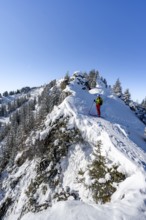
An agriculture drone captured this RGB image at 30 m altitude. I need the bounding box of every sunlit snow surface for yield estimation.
[1,75,146,220]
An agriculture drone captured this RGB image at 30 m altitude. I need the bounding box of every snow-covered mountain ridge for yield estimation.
[0,72,146,220]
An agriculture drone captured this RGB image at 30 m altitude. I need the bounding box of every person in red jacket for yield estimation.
[94,95,103,117]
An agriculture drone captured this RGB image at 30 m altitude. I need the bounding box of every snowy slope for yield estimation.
[1,73,146,220]
[0,87,43,125]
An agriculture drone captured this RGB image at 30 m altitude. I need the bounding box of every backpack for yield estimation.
[99,97,103,105]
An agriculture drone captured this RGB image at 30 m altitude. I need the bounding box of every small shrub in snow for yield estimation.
[78,169,84,176]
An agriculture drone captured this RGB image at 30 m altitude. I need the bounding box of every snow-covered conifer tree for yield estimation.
[3,91,9,97]
[88,69,99,88]
[122,89,131,104]
[103,78,108,87]
[141,97,146,109]
[113,78,122,98]
[0,104,7,117]
[60,73,70,90]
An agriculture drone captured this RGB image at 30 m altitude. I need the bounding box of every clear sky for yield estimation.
[0,0,146,102]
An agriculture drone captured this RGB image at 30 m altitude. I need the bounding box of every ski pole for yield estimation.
[89,100,95,114]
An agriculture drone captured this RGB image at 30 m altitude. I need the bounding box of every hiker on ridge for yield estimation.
[94,95,103,117]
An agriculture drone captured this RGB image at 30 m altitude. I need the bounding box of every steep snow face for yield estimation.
[1,74,146,220]
[67,76,145,150]
[45,75,146,219]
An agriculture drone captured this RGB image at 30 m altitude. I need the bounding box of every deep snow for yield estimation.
[1,73,146,220]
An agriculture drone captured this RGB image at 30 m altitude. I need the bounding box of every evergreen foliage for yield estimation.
[141,97,146,109]
[60,73,70,90]
[113,78,122,98]
[0,70,145,219]
[88,69,99,88]
[3,91,9,97]
[102,78,108,87]
[78,141,126,204]
[22,116,83,212]
[122,89,131,104]
[0,79,71,170]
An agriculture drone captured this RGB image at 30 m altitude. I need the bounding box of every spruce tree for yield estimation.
[113,78,122,98]
[88,69,98,88]
[122,89,131,104]
[3,91,9,97]
[141,97,146,109]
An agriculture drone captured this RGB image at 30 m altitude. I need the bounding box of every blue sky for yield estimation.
[0,0,146,102]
